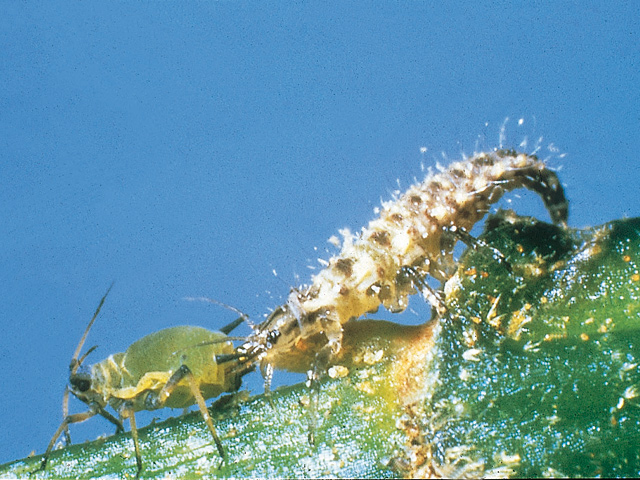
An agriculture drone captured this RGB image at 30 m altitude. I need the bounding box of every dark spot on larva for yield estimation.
[497,148,519,158]
[450,168,466,179]
[407,226,422,239]
[305,286,320,301]
[377,284,392,302]
[475,154,494,166]
[389,213,404,223]
[394,269,414,290]
[428,181,442,193]
[409,195,422,205]
[377,266,386,278]
[279,317,302,337]
[455,207,475,223]
[422,208,437,222]
[304,310,321,326]
[370,230,391,247]
[339,285,350,296]
[334,258,354,277]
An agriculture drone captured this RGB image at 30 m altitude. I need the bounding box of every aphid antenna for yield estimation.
[172,336,249,358]
[69,283,114,375]
[182,296,255,331]
[76,345,99,368]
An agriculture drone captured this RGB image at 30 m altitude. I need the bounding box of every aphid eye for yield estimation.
[70,371,92,392]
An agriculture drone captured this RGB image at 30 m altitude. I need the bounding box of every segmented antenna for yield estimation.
[183,296,255,331]
[69,283,114,375]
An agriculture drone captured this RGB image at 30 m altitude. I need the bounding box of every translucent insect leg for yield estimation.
[38,410,95,472]
[259,360,277,411]
[184,368,226,464]
[148,365,226,464]
[321,313,344,356]
[119,401,143,478]
[305,368,318,446]
[67,388,125,434]
[444,225,512,272]
[304,319,344,446]
[61,386,71,446]
[419,282,447,316]
[403,266,447,316]
[35,393,122,474]
[36,409,98,473]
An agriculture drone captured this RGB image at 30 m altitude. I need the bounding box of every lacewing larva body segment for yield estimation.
[36,287,253,477]
[238,149,569,375]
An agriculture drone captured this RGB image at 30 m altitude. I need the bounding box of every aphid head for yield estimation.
[69,366,93,393]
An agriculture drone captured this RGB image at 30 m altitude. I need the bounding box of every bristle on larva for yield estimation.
[237,149,568,375]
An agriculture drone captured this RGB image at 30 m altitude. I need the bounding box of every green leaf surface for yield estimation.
[2,211,639,478]
[418,211,640,478]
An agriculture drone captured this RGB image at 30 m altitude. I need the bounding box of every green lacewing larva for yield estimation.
[231,149,569,386]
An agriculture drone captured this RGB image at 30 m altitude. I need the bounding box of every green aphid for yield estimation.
[34,285,252,478]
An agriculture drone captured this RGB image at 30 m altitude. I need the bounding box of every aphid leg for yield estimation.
[36,412,96,473]
[119,402,143,478]
[149,365,226,465]
[67,389,124,434]
[97,407,125,433]
[61,387,71,446]
[444,225,512,273]
[35,399,119,474]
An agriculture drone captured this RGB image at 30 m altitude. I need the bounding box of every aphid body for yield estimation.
[236,150,569,379]
[80,326,240,414]
[37,287,251,476]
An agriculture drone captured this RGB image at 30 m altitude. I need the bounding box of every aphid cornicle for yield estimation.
[35,286,253,477]
[234,149,569,385]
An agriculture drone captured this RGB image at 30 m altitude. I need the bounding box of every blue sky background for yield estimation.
[1,1,638,465]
